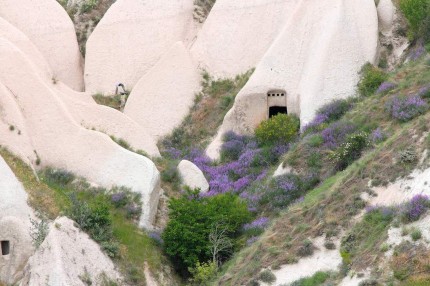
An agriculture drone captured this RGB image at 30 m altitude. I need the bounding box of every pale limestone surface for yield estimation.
[124,41,201,140]
[0,17,52,81]
[0,38,160,229]
[85,0,195,94]
[57,83,161,157]
[207,0,378,159]
[262,236,342,286]
[190,0,299,78]
[20,217,122,285]
[0,156,33,285]
[377,0,396,32]
[178,160,209,193]
[0,0,83,91]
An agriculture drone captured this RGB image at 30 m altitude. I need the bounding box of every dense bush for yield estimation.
[255,114,300,146]
[358,63,387,97]
[163,188,251,275]
[188,261,217,286]
[330,131,369,170]
[399,0,430,42]
[67,194,119,257]
[259,269,276,284]
[385,95,428,122]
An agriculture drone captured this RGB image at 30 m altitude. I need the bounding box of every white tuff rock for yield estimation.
[178,160,209,193]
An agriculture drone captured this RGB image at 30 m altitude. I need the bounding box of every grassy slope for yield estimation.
[213,56,430,285]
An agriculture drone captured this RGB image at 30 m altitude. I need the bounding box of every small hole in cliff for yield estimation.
[1,241,10,255]
[269,106,288,118]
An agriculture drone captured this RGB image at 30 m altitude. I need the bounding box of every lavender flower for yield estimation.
[417,84,430,99]
[376,82,397,94]
[321,122,357,149]
[386,94,428,122]
[149,232,164,245]
[246,236,259,246]
[371,128,386,144]
[402,194,430,222]
[409,43,426,61]
[243,217,270,231]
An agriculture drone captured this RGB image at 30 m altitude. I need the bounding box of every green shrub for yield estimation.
[44,168,75,186]
[330,131,369,170]
[297,239,314,257]
[162,188,251,275]
[399,0,430,41]
[161,163,180,184]
[358,63,387,97]
[259,269,276,284]
[307,134,324,148]
[255,114,300,146]
[29,215,49,249]
[411,228,422,241]
[290,271,331,286]
[80,0,99,13]
[188,261,217,285]
[398,148,418,164]
[67,194,118,257]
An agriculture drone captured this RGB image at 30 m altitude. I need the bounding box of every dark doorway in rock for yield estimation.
[1,241,10,255]
[269,106,288,118]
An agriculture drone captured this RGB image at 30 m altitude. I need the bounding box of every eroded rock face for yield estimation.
[207,0,378,159]
[84,0,195,94]
[178,160,209,193]
[0,0,84,91]
[0,156,33,285]
[0,38,160,228]
[20,217,122,285]
[124,41,201,140]
[191,0,299,78]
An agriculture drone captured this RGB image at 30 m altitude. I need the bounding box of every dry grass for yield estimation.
[0,148,64,218]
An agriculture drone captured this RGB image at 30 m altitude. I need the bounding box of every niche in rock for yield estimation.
[1,241,10,255]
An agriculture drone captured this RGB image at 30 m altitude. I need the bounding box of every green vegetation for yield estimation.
[81,0,99,13]
[358,63,387,97]
[399,0,430,42]
[188,261,218,286]
[290,271,331,286]
[163,188,251,275]
[92,93,127,111]
[255,114,300,146]
[161,70,253,152]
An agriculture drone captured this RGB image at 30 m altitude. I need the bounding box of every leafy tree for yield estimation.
[162,188,251,275]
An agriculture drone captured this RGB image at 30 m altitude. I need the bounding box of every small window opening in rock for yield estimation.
[1,241,10,255]
[269,106,288,118]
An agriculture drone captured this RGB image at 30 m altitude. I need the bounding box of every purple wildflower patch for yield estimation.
[402,194,430,222]
[321,122,357,149]
[385,94,428,122]
[371,128,386,144]
[243,217,270,231]
[376,82,397,94]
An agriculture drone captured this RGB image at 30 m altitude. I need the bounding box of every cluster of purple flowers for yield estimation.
[321,122,357,149]
[371,128,386,144]
[148,232,164,245]
[246,236,259,246]
[376,82,397,94]
[243,217,270,231]
[385,94,428,122]
[303,99,353,133]
[402,194,430,222]
[111,192,126,206]
[417,84,430,99]
[409,43,426,61]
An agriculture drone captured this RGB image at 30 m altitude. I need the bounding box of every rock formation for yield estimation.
[190,0,299,78]
[84,0,195,94]
[0,0,84,91]
[0,38,159,229]
[124,41,201,140]
[177,160,209,193]
[207,0,379,159]
[20,217,122,285]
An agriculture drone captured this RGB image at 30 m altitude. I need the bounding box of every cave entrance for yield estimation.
[1,241,10,255]
[269,106,288,118]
